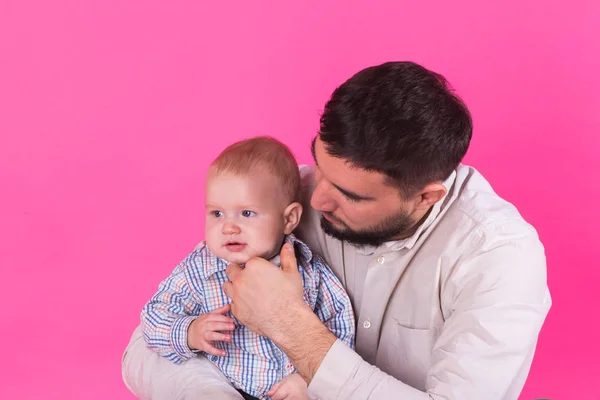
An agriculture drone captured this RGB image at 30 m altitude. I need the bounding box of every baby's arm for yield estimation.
[140,256,201,363]
[141,252,233,364]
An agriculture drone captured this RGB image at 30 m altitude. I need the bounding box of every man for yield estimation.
[122,61,551,399]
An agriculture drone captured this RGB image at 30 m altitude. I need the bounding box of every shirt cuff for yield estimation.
[170,315,198,359]
[307,339,362,400]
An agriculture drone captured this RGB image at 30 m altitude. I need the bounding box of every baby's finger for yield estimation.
[206,321,235,332]
[203,331,232,342]
[271,385,289,400]
[266,382,281,397]
[207,313,235,324]
[211,304,231,315]
[202,342,227,357]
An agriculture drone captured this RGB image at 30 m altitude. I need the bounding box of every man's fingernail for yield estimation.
[285,243,293,252]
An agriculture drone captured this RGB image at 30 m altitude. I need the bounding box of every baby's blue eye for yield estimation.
[241,210,256,217]
[212,210,223,217]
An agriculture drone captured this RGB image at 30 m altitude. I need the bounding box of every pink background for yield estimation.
[1,1,598,399]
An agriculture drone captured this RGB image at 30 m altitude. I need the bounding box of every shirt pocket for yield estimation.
[377,321,439,391]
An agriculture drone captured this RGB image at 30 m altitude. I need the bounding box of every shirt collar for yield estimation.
[201,234,313,278]
[356,170,457,255]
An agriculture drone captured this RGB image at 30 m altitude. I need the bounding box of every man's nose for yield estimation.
[310,181,337,212]
[222,220,241,235]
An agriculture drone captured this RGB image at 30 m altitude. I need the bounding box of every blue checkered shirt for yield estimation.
[141,234,355,399]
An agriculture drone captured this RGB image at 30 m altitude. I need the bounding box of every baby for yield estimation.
[141,137,355,400]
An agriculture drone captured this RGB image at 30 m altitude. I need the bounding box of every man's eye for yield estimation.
[241,210,256,217]
[342,193,360,203]
[211,210,223,217]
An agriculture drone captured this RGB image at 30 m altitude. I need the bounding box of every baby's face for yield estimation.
[204,170,290,264]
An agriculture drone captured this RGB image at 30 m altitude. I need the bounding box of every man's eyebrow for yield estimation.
[311,137,317,164]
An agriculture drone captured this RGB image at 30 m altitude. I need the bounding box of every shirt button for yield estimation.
[363,320,371,329]
[377,256,385,264]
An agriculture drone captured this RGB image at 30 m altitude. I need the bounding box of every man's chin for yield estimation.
[319,216,408,248]
[320,217,366,245]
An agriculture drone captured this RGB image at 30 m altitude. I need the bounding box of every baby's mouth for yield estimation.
[224,241,247,252]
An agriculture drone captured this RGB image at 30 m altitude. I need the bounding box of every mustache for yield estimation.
[323,212,345,225]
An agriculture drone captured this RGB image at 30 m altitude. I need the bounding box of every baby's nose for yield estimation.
[222,221,241,234]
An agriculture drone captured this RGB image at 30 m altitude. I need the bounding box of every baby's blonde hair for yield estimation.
[210,136,301,204]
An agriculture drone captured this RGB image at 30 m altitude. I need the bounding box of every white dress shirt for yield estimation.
[293,164,552,400]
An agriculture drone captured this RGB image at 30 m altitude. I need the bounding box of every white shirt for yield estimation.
[294,164,552,400]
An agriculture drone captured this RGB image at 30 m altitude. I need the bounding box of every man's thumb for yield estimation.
[280,242,298,272]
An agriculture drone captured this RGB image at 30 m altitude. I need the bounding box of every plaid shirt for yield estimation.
[141,234,355,399]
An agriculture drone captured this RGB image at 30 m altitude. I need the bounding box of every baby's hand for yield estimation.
[187,304,235,356]
[266,373,308,400]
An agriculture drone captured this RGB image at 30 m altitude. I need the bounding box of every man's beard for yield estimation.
[320,210,415,248]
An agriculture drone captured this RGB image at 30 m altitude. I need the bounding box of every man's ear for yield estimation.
[283,202,303,234]
[414,182,447,211]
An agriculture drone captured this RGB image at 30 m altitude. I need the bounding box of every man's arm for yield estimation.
[123,247,239,400]
[223,243,337,381]
[274,254,357,382]
[224,226,551,400]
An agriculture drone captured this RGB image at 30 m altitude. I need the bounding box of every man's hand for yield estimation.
[187,304,235,356]
[266,373,308,400]
[223,242,337,383]
[222,242,307,340]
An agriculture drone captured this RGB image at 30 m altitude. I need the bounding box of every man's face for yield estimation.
[310,137,420,247]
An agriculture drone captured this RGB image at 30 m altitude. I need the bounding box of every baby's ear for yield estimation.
[283,202,303,234]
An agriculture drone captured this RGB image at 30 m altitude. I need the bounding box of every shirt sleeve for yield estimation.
[312,257,356,350]
[308,222,551,400]
[140,253,204,364]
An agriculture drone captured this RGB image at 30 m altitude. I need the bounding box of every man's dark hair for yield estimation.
[319,61,473,197]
